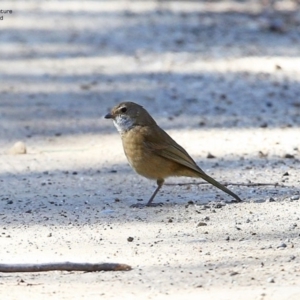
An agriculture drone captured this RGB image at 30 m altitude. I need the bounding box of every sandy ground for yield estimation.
[0,0,300,299]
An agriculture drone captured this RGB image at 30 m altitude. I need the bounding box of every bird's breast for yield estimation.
[121,128,150,174]
[121,127,173,180]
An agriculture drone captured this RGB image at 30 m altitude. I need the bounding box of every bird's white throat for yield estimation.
[113,115,134,134]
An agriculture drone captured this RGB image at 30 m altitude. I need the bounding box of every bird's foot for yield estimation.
[226,199,243,204]
[130,202,163,208]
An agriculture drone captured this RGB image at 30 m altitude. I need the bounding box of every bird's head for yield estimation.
[105,102,156,134]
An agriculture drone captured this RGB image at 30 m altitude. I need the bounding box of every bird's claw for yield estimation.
[226,199,243,204]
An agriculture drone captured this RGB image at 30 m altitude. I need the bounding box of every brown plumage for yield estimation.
[105,102,242,207]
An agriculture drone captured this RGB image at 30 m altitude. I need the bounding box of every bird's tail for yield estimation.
[196,170,242,202]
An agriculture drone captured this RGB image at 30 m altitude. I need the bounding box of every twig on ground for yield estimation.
[0,262,132,273]
[224,182,282,187]
[165,182,285,187]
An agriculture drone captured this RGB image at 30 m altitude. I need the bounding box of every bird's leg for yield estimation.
[131,179,164,208]
[146,179,164,206]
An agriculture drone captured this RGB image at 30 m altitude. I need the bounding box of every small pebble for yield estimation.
[277,242,287,249]
[258,150,268,158]
[127,237,134,242]
[289,223,297,229]
[197,222,207,227]
[267,277,275,283]
[288,255,296,262]
[8,141,27,155]
[290,195,299,201]
[207,153,216,159]
[266,197,275,203]
[268,18,286,33]
[211,202,226,209]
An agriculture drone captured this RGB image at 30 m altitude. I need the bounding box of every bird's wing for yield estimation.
[143,127,206,175]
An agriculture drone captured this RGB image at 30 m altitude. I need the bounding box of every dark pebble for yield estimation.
[266,197,276,202]
[207,153,216,159]
[277,243,287,248]
[197,222,207,227]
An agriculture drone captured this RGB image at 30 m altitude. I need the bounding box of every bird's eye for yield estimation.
[120,107,127,113]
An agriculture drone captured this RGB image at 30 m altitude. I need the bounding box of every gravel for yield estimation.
[1,1,300,300]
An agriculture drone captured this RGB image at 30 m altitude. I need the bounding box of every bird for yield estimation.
[105,102,242,207]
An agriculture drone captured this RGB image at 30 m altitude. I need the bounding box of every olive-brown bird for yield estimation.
[105,102,242,207]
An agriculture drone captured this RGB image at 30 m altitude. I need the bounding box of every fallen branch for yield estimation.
[0,262,132,273]
[224,182,282,187]
[166,182,285,187]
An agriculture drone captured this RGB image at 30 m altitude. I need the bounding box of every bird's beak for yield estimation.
[104,113,113,119]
